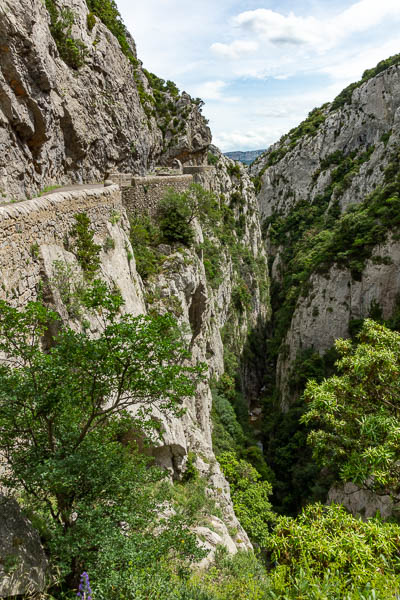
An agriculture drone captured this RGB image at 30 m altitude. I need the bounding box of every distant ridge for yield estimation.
[224,149,266,166]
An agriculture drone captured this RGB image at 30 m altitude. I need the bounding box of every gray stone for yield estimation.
[0,495,49,597]
[0,0,211,201]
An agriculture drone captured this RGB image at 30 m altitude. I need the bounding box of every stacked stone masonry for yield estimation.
[0,186,124,307]
[122,175,193,216]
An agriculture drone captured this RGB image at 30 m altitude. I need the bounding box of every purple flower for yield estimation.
[77,572,92,600]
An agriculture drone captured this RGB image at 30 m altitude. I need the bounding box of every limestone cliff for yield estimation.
[0,149,269,590]
[0,0,211,201]
[251,58,400,408]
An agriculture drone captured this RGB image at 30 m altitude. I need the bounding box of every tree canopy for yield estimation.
[302,319,400,498]
[0,291,204,585]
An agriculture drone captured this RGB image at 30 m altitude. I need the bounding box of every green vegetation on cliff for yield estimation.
[265,145,397,361]
[85,0,139,66]
[0,288,204,594]
[330,52,400,111]
[45,0,88,69]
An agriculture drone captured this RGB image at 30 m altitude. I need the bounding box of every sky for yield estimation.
[116,0,400,152]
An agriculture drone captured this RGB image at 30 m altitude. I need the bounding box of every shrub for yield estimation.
[158,191,195,246]
[266,503,400,596]
[86,11,96,31]
[231,281,251,313]
[207,152,219,166]
[45,0,88,69]
[201,240,224,289]
[218,452,275,547]
[103,236,116,252]
[227,163,241,178]
[69,212,101,279]
[129,214,162,280]
[158,185,218,247]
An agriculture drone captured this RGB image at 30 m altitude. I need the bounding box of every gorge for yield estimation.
[1,1,400,598]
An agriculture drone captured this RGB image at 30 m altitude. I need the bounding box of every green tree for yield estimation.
[265,502,400,597]
[0,291,204,585]
[302,319,400,497]
[158,184,219,246]
[218,452,275,548]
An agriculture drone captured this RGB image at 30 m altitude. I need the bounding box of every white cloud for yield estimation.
[212,0,400,62]
[115,0,400,152]
[194,80,227,100]
[192,80,240,103]
[211,40,258,60]
[213,128,275,152]
[232,9,324,46]
[333,0,399,36]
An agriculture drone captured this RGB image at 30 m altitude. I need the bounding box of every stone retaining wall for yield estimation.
[122,174,193,216]
[0,185,124,306]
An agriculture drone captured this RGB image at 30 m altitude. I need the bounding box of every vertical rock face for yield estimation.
[251,62,400,408]
[253,64,400,219]
[0,157,269,592]
[0,0,211,201]
[137,152,269,544]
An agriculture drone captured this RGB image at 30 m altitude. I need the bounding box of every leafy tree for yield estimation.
[302,319,400,498]
[158,184,219,246]
[0,291,204,585]
[265,503,400,597]
[218,452,275,547]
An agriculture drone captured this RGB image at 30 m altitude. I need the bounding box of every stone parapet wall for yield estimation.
[108,173,133,188]
[122,174,193,216]
[182,166,214,175]
[0,185,124,307]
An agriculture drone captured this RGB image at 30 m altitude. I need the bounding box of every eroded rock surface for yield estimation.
[0,0,211,201]
[252,64,400,409]
[0,496,49,597]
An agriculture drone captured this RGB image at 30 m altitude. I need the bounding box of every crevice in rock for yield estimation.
[188,282,207,343]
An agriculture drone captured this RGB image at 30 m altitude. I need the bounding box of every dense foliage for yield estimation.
[265,503,400,597]
[218,452,275,547]
[303,319,400,498]
[0,291,203,588]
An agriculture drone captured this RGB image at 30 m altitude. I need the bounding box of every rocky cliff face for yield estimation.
[0,0,211,201]
[0,1,270,587]
[0,158,268,588]
[137,152,269,552]
[251,60,400,409]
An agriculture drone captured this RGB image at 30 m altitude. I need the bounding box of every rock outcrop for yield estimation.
[0,147,269,593]
[0,496,49,597]
[252,61,400,408]
[0,0,211,201]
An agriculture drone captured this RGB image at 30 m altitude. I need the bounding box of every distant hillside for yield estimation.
[224,149,266,165]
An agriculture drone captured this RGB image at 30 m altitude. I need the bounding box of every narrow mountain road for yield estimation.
[42,183,105,196]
